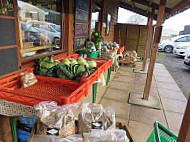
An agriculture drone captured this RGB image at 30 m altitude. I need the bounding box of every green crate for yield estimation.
[87,50,100,58]
[78,49,88,55]
[146,121,178,142]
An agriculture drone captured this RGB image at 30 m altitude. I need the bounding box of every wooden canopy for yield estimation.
[119,0,190,20]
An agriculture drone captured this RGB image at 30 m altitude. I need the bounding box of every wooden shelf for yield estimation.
[21,45,52,53]
[0,15,15,20]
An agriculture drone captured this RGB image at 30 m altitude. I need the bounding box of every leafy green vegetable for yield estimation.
[60,59,71,67]
[87,60,97,68]
[35,56,98,82]
[57,65,74,79]
[35,56,57,77]
[91,32,104,48]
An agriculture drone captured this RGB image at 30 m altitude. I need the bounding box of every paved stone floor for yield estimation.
[98,63,187,142]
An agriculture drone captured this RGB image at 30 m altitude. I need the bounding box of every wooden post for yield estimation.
[14,0,21,68]
[142,8,155,71]
[100,0,105,36]
[178,95,190,142]
[143,0,166,100]
[64,0,74,55]
[88,0,92,38]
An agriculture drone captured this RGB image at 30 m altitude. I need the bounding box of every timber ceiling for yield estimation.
[119,0,190,20]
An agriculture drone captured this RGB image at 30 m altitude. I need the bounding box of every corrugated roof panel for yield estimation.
[166,0,181,9]
[134,2,150,12]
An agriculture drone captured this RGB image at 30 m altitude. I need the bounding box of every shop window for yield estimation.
[18,0,63,60]
[91,12,99,33]
[105,13,111,36]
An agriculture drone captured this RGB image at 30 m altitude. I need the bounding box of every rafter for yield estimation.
[119,2,157,20]
[165,0,190,19]
[131,0,171,14]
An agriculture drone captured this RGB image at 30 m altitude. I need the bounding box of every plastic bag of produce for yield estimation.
[78,103,115,133]
[20,72,38,88]
[33,134,83,142]
[34,102,79,137]
[83,129,129,142]
[100,73,106,86]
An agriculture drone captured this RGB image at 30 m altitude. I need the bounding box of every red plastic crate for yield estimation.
[117,46,125,54]
[0,73,87,106]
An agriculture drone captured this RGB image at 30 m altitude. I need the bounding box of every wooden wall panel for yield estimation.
[115,23,148,57]
[138,26,148,57]
[101,0,119,42]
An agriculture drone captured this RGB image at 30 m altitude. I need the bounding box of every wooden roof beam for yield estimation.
[132,0,171,14]
[119,2,157,20]
[131,0,136,9]
[169,0,190,15]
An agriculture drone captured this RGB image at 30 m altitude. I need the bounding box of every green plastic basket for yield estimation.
[146,121,178,142]
[87,50,100,58]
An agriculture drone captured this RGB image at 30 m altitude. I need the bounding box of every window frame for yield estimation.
[17,0,66,63]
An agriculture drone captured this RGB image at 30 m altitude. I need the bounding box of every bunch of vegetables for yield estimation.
[35,56,97,81]
[35,56,59,77]
[91,32,104,49]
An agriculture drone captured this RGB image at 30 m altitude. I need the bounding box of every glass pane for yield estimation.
[18,0,62,59]
[186,36,190,42]
[177,37,186,42]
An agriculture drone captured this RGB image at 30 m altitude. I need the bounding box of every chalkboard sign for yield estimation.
[74,0,89,49]
[0,0,14,16]
[75,23,88,36]
[0,48,18,76]
[0,18,16,46]
[75,8,88,23]
[76,0,89,11]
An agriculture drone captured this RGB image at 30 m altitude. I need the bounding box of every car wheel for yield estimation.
[164,45,173,53]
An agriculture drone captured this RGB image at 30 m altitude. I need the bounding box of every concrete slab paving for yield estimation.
[97,63,186,141]
[161,97,187,114]
[100,98,131,119]
[158,88,187,102]
[113,75,135,83]
[130,105,167,126]
[116,117,129,125]
[165,111,184,131]
[129,120,153,142]
[104,88,129,102]
[109,81,133,91]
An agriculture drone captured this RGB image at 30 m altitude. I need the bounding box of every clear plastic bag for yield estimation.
[33,134,83,142]
[83,129,129,142]
[78,103,115,133]
[20,72,38,88]
[34,101,79,137]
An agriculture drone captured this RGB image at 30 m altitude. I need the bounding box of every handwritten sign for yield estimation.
[76,0,89,11]
[75,8,88,23]
[0,0,14,16]
[75,23,88,36]
[74,0,89,49]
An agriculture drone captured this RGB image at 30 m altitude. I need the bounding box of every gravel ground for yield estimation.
[156,52,190,99]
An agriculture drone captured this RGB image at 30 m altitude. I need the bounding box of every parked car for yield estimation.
[21,22,51,46]
[173,43,190,57]
[158,34,190,53]
[26,20,61,45]
[184,53,190,69]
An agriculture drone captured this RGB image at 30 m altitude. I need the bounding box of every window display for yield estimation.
[18,0,62,59]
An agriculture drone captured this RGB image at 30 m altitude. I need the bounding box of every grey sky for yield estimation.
[118,7,190,35]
